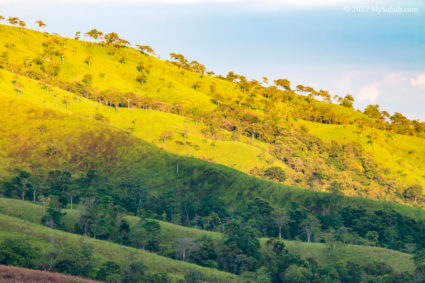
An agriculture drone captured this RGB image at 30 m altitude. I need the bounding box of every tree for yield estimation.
[41,200,66,230]
[160,130,173,143]
[191,236,217,267]
[53,242,96,277]
[129,219,161,251]
[0,16,4,22]
[364,104,382,120]
[97,261,121,282]
[366,132,378,151]
[18,20,26,29]
[338,94,354,108]
[192,81,201,90]
[169,53,188,69]
[263,166,286,182]
[174,237,201,262]
[116,38,130,48]
[122,260,148,283]
[142,220,161,251]
[74,31,81,40]
[136,73,147,87]
[413,249,425,281]
[403,184,422,202]
[136,61,146,73]
[274,209,289,239]
[283,265,313,283]
[136,44,155,55]
[85,29,103,43]
[13,79,23,98]
[8,17,19,26]
[0,238,38,268]
[28,173,46,202]
[365,231,379,246]
[36,20,46,30]
[319,90,332,103]
[84,56,93,68]
[189,60,206,74]
[274,78,291,91]
[184,270,206,283]
[300,214,321,242]
[104,32,120,46]
[329,181,343,195]
[262,239,299,283]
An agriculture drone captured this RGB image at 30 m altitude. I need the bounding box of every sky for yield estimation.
[1,0,424,120]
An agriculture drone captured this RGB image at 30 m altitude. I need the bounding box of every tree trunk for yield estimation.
[307,230,311,243]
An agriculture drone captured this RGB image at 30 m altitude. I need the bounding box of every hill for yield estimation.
[0,213,237,282]
[0,23,424,206]
[0,20,424,282]
[0,198,415,275]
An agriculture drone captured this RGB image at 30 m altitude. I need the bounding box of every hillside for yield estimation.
[0,20,424,282]
[0,213,237,282]
[0,23,424,207]
[0,198,415,275]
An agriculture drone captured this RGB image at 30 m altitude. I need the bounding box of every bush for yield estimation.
[0,238,38,268]
[264,167,287,182]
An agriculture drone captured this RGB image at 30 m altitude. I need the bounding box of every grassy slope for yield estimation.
[0,89,425,226]
[1,24,424,193]
[0,212,237,282]
[1,91,425,224]
[302,120,425,190]
[0,198,414,274]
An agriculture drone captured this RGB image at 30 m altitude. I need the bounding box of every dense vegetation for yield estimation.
[0,199,421,282]
[1,17,425,282]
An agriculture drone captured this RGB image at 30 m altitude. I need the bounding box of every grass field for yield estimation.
[1,23,424,197]
[0,198,414,274]
[0,212,237,282]
[0,265,101,283]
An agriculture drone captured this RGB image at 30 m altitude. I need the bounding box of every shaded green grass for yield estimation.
[0,212,237,282]
[0,198,414,274]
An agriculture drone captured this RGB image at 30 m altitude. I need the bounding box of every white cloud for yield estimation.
[383,72,408,85]
[358,81,381,103]
[410,73,425,88]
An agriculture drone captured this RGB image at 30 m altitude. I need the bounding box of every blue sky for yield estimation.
[1,0,424,120]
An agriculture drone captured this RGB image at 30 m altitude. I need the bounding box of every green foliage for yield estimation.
[0,21,424,282]
[263,166,287,182]
[0,238,38,268]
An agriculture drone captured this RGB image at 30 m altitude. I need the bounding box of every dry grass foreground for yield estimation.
[0,265,101,283]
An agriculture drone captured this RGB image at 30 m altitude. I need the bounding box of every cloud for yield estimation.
[410,73,425,88]
[358,81,381,103]
[383,72,408,85]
